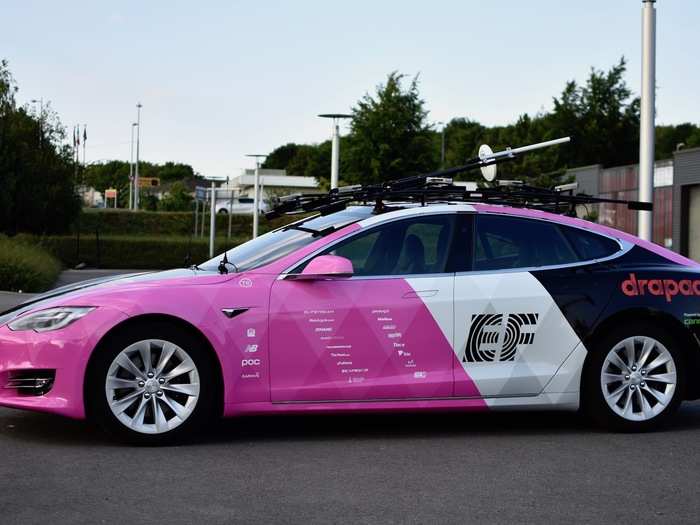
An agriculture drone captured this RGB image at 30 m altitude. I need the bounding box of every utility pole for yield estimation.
[227,175,234,239]
[209,180,216,257]
[638,0,656,241]
[318,113,352,189]
[129,122,137,209]
[134,103,142,210]
[246,154,267,238]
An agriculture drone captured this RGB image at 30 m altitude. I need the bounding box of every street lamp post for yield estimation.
[30,98,43,142]
[134,103,142,210]
[129,122,137,210]
[246,154,267,238]
[437,121,447,169]
[638,0,656,242]
[318,113,352,189]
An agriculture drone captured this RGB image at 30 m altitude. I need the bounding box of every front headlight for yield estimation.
[8,307,96,332]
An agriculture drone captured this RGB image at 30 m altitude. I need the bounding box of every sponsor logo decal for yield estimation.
[621,273,700,303]
[683,313,700,326]
[238,277,253,288]
[463,313,539,363]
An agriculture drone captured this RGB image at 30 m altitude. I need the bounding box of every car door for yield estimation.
[268,213,457,402]
[453,213,585,398]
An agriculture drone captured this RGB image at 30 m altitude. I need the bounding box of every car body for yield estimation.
[1,203,698,441]
[215,196,269,215]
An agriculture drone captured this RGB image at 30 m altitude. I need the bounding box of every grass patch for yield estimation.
[0,235,62,292]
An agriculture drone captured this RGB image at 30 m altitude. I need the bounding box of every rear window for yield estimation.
[561,226,620,261]
[474,215,579,270]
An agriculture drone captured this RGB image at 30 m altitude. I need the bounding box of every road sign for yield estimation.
[138,177,160,188]
[105,188,117,199]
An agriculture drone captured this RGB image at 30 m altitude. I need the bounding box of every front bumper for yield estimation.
[0,307,128,419]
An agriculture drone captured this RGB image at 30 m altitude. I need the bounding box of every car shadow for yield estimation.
[2,401,700,447]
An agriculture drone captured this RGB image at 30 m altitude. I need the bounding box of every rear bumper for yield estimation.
[0,307,128,419]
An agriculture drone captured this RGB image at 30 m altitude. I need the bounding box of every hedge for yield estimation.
[15,234,248,270]
[75,208,300,237]
[0,235,62,292]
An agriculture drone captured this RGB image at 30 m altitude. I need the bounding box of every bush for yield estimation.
[0,235,61,292]
[75,208,298,237]
[15,234,248,270]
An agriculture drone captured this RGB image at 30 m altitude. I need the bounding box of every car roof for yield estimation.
[348,201,698,268]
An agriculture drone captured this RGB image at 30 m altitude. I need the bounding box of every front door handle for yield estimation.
[402,290,438,299]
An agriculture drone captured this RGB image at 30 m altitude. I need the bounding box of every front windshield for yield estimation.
[198,207,372,272]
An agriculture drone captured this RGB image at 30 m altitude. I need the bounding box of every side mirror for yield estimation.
[291,255,354,280]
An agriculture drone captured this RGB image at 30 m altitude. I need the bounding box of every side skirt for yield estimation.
[223,392,580,417]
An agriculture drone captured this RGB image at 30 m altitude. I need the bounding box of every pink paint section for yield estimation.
[473,204,699,267]
[0,306,128,418]
[268,276,484,404]
[0,218,489,421]
[301,255,354,277]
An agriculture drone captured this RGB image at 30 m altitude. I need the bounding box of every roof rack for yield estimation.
[265,137,652,219]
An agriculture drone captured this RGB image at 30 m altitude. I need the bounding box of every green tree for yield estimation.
[549,58,640,168]
[263,143,303,170]
[345,72,436,184]
[158,181,194,211]
[0,59,80,234]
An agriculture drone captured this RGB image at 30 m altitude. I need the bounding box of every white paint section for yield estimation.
[485,393,579,411]
[453,272,582,398]
[543,342,587,395]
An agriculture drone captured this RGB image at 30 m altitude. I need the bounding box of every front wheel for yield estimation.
[584,323,685,432]
[86,323,217,444]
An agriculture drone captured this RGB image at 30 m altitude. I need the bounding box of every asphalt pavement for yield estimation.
[1,269,699,523]
[0,404,699,524]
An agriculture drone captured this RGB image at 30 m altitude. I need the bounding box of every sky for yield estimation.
[2,0,698,179]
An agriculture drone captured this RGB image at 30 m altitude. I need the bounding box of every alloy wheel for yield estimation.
[600,335,677,422]
[105,339,200,434]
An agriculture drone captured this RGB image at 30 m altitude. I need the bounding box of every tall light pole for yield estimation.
[318,113,352,189]
[134,103,142,210]
[246,154,267,238]
[30,98,43,132]
[638,0,656,242]
[129,122,137,210]
[437,121,447,169]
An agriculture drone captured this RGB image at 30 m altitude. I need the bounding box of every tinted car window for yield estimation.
[199,208,372,272]
[561,226,620,260]
[474,215,578,270]
[316,214,455,276]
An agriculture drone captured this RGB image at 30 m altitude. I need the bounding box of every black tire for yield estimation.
[86,321,218,444]
[583,321,685,432]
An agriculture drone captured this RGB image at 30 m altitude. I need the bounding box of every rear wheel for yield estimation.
[584,323,684,432]
[87,322,217,444]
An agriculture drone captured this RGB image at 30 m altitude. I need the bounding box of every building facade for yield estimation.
[568,147,700,257]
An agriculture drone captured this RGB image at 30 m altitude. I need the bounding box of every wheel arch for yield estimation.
[583,307,700,400]
[84,313,225,418]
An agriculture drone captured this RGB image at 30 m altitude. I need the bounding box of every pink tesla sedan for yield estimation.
[1,197,698,442]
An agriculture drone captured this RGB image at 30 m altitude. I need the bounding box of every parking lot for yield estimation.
[1,402,699,524]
